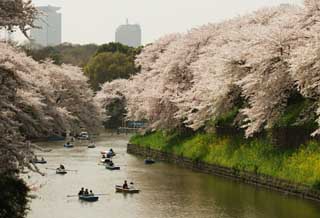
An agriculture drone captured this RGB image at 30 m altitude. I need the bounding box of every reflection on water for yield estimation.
[27,133,320,218]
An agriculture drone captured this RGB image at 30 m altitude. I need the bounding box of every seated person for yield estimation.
[123,180,128,189]
[78,187,84,195]
[108,149,114,156]
[60,164,65,170]
[109,161,114,166]
[89,190,94,196]
[84,189,89,196]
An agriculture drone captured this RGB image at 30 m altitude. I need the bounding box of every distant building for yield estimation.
[30,5,62,47]
[115,19,141,47]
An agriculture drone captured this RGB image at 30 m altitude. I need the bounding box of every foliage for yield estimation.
[274,93,317,129]
[0,174,29,218]
[85,52,137,90]
[85,43,141,91]
[95,42,142,57]
[22,43,99,67]
[94,79,128,128]
[131,131,320,187]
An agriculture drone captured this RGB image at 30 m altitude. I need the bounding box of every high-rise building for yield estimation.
[30,5,62,47]
[115,19,141,48]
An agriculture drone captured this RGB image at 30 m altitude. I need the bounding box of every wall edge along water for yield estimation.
[127,143,320,203]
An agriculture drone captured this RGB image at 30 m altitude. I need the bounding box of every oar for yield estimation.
[65,169,78,172]
[46,168,78,172]
[46,167,58,170]
[94,193,109,196]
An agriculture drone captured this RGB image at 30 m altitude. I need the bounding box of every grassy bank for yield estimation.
[130,131,320,188]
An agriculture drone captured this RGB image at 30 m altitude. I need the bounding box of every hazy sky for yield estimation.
[27,0,303,45]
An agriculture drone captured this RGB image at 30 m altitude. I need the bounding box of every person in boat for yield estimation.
[41,157,45,162]
[123,180,128,189]
[78,187,84,195]
[84,189,89,196]
[60,164,65,170]
[109,160,114,167]
[89,190,94,196]
[109,148,114,154]
[129,182,134,189]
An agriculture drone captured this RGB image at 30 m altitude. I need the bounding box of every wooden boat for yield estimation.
[78,195,99,202]
[64,143,74,148]
[31,159,47,164]
[144,159,156,164]
[88,143,96,148]
[115,185,140,193]
[56,168,67,175]
[78,132,90,140]
[100,158,112,163]
[105,165,120,170]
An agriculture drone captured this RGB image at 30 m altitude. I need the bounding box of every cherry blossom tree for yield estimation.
[97,2,320,138]
[0,42,101,173]
[0,0,38,38]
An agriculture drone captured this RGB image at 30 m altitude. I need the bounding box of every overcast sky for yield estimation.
[25,0,303,45]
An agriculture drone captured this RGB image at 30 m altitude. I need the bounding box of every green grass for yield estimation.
[130,131,320,187]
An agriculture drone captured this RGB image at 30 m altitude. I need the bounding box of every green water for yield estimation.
[27,133,320,218]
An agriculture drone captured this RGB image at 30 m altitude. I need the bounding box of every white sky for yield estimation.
[17,0,304,45]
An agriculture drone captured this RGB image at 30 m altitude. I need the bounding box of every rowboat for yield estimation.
[64,143,74,148]
[78,195,99,202]
[115,185,140,193]
[56,168,67,175]
[88,143,96,148]
[78,132,90,140]
[144,159,155,164]
[31,159,47,164]
[100,158,112,163]
[105,165,120,170]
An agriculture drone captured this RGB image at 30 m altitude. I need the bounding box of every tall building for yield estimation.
[30,5,62,47]
[115,19,141,48]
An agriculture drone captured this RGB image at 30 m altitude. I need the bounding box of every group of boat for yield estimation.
[77,183,140,202]
[100,149,120,170]
[32,131,156,203]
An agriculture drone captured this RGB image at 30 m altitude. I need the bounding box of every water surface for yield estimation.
[27,133,320,218]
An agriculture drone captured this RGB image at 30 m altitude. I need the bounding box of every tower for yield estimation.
[30,5,62,47]
[115,19,141,48]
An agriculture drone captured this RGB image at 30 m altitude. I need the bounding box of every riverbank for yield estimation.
[129,131,320,200]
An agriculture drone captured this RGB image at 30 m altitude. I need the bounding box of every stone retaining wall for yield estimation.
[127,143,320,202]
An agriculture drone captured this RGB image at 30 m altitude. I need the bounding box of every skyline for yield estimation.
[20,0,304,45]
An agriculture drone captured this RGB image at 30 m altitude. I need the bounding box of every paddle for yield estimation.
[67,193,108,197]
[46,167,78,172]
[65,169,78,172]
